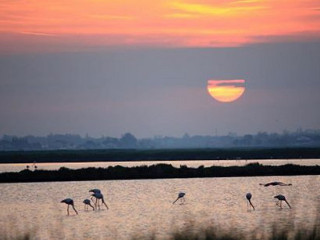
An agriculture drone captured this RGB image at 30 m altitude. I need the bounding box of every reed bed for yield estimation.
[2,222,320,240]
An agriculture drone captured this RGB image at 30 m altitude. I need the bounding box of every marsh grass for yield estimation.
[0,213,66,240]
[2,206,320,240]
[0,230,34,240]
[2,223,320,240]
[130,218,320,240]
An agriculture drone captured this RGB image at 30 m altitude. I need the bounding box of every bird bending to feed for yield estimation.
[61,198,78,215]
[274,195,291,209]
[246,193,255,210]
[91,192,109,210]
[83,199,94,211]
[259,181,292,187]
[173,192,186,204]
[89,189,102,201]
[89,189,101,194]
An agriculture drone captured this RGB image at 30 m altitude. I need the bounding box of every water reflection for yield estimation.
[1,159,320,173]
[0,175,319,239]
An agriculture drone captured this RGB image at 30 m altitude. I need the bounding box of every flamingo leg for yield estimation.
[97,199,100,209]
[72,205,78,215]
[90,203,94,210]
[67,205,70,215]
[173,197,180,204]
[92,197,96,208]
[285,200,291,209]
[102,199,109,209]
[249,200,255,210]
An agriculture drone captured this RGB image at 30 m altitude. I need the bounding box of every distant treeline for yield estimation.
[1,163,320,183]
[1,129,320,151]
[0,147,320,164]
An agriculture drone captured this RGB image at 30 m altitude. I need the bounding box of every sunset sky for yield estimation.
[1,0,320,51]
[0,0,320,137]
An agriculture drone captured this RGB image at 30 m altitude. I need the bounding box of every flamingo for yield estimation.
[83,199,94,211]
[89,189,101,201]
[91,192,109,209]
[89,189,101,194]
[274,194,291,209]
[173,192,186,204]
[61,198,78,215]
[259,182,292,187]
[246,193,255,210]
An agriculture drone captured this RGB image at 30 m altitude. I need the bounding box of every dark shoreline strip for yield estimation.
[0,147,320,163]
[0,163,320,183]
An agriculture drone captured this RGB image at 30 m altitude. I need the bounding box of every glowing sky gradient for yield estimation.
[0,1,320,138]
[0,0,320,52]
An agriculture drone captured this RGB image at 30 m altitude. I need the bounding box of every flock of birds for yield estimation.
[61,189,109,215]
[61,181,292,215]
[246,181,292,210]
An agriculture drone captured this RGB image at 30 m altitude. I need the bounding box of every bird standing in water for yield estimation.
[89,189,101,194]
[89,189,101,202]
[246,193,255,210]
[91,192,109,210]
[83,199,94,211]
[274,194,291,209]
[173,192,186,204]
[61,198,78,215]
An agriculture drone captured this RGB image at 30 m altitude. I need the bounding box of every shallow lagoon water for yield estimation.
[0,175,319,239]
[1,158,320,173]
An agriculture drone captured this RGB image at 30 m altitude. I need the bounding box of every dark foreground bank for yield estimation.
[0,147,320,163]
[3,221,320,240]
[1,163,320,183]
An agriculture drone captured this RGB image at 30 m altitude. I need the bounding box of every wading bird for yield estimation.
[83,199,94,211]
[173,192,186,204]
[61,198,78,215]
[274,194,291,209]
[259,182,292,187]
[91,192,109,210]
[89,189,101,194]
[246,193,255,210]
[89,189,101,201]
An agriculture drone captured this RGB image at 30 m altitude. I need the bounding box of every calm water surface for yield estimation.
[0,175,319,239]
[1,158,320,172]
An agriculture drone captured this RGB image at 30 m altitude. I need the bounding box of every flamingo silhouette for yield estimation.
[274,194,291,209]
[173,192,186,204]
[89,189,101,194]
[91,192,109,209]
[61,198,78,215]
[246,193,255,210]
[259,182,292,187]
[83,199,94,211]
[89,189,101,201]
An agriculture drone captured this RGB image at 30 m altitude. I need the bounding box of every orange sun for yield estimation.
[207,79,245,103]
